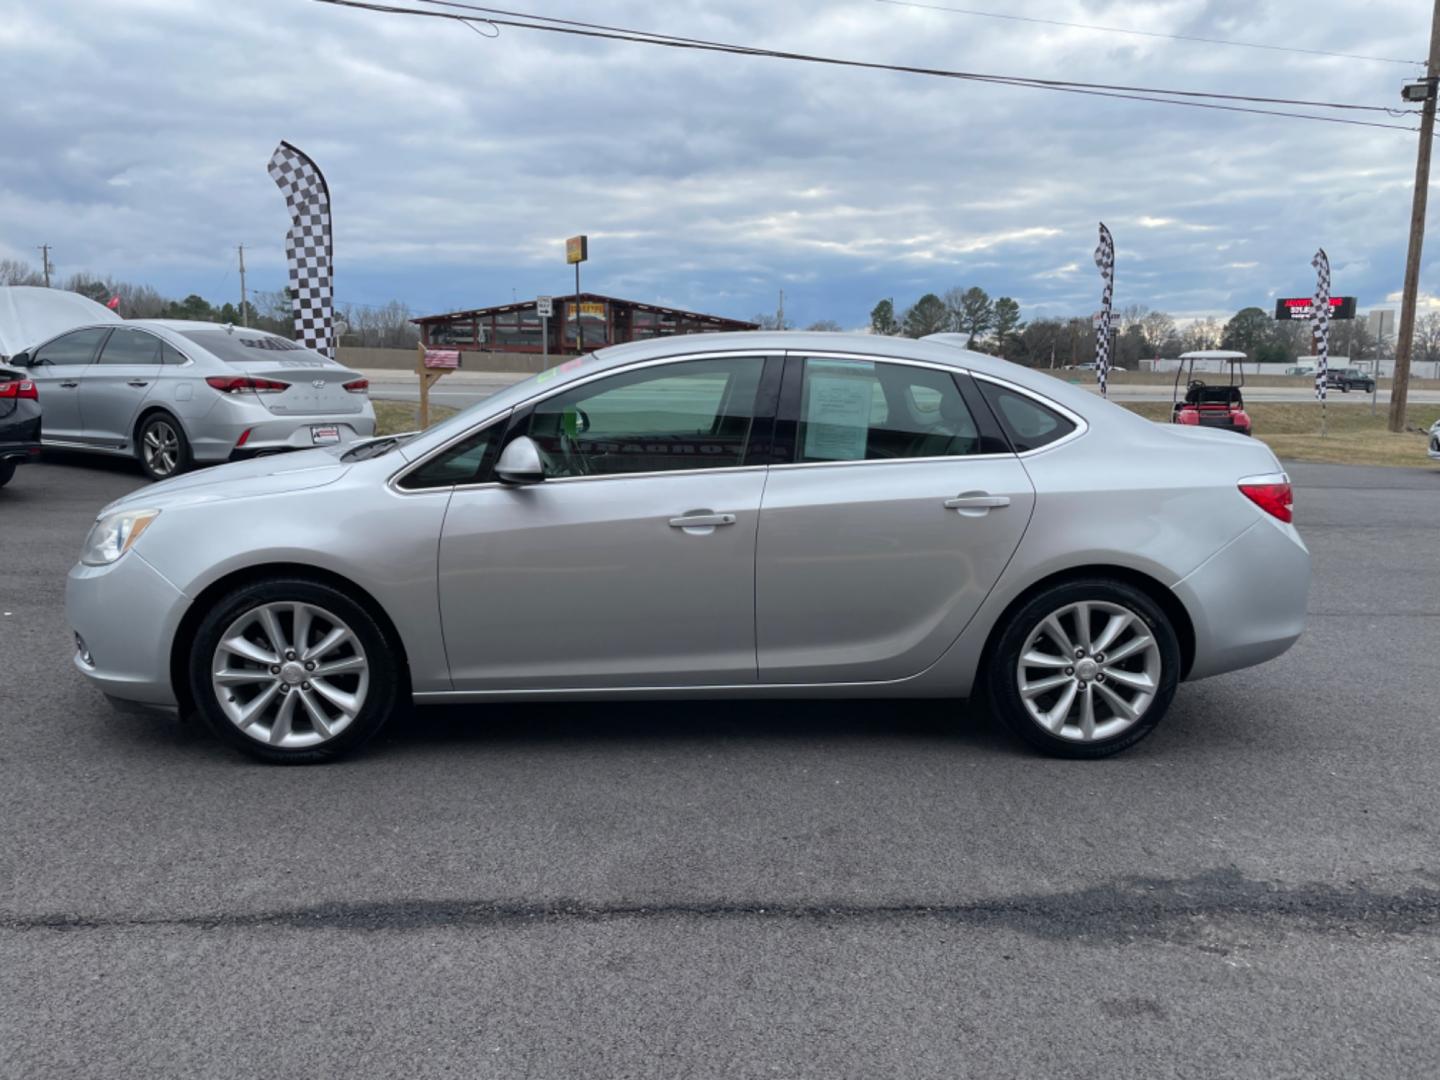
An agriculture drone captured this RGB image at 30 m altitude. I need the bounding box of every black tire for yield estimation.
[188,577,404,764]
[136,412,192,481]
[0,460,14,488]
[986,577,1181,759]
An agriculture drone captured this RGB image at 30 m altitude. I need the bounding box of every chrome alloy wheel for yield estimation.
[143,420,181,477]
[1015,600,1161,743]
[211,602,370,748]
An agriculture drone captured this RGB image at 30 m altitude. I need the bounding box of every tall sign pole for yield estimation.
[1093,222,1115,397]
[566,234,588,354]
[1389,0,1440,432]
[237,245,248,327]
[1313,249,1332,438]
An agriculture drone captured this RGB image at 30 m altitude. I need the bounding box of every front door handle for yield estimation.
[127,380,150,388]
[59,381,80,389]
[668,512,737,529]
[944,492,1011,515]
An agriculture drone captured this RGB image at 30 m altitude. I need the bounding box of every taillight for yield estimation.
[343,378,369,394]
[205,376,289,394]
[0,379,37,399]
[1239,481,1293,523]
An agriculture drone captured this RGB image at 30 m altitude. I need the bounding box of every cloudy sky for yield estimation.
[1,0,1432,328]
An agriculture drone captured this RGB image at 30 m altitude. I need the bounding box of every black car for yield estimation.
[0,363,41,487]
[1325,367,1376,393]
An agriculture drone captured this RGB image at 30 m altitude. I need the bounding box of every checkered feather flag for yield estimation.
[1312,248,1330,401]
[268,142,334,359]
[1093,222,1115,397]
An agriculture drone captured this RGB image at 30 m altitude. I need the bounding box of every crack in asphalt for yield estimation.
[5,869,1439,941]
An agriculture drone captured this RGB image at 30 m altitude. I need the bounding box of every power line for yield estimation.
[870,0,1425,68]
[314,0,1421,133]
[408,1,1412,111]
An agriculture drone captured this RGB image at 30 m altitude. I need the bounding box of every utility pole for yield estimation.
[37,245,52,287]
[1388,0,1440,433]
[237,245,249,327]
[776,289,785,331]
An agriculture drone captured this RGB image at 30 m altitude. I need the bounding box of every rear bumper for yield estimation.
[191,406,376,463]
[1173,516,1310,681]
[0,440,42,464]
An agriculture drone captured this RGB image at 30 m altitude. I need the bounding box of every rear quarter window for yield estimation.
[977,381,1077,453]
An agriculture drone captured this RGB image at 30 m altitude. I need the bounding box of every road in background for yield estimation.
[3,456,1439,1078]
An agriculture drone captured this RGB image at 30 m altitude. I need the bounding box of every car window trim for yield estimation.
[390,351,782,492]
[772,350,1019,469]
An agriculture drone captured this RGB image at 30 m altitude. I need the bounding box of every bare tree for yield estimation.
[1180,316,1222,353]
[0,259,44,286]
[805,319,843,332]
[1415,310,1440,366]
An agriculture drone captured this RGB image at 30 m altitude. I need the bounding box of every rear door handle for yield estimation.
[668,512,737,529]
[944,493,1011,512]
[127,380,149,388]
[59,381,79,388]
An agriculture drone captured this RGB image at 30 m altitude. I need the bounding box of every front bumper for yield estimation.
[67,551,188,707]
[1173,515,1310,681]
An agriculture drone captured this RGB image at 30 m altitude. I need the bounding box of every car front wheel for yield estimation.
[986,578,1181,758]
[189,578,403,763]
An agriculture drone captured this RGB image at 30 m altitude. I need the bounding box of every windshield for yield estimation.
[177,329,339,368]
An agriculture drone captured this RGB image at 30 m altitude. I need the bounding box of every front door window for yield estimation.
[514,356,766,478]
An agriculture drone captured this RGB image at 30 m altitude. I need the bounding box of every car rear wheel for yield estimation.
[137,413,191,481]
[189,578,403,763]
[986,578,1180,758]
[0,460,14,488]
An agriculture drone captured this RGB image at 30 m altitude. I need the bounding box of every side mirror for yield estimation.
[8,351,30,368]
[495,435,545,485]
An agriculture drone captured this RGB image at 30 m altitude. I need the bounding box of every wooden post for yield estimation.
[415,343,444,429]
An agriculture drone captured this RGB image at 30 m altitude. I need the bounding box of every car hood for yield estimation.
[102,449,351,514]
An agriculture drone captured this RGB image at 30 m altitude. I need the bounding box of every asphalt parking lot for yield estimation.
[3,453,1439,1078]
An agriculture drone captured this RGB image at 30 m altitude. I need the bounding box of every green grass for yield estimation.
[1123,401,1437,468]
[373,400,458,436]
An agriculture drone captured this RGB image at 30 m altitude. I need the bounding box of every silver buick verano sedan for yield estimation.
[66,332,1310,763]
[9,320,375,480]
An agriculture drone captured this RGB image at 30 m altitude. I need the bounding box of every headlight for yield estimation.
[80,509,160,566]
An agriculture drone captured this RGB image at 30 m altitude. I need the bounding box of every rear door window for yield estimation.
[97,328,160,365]
[793,357,983,462]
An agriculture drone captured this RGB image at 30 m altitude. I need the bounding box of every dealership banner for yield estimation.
[1093,222,1114,397]
[268,141,335,359]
